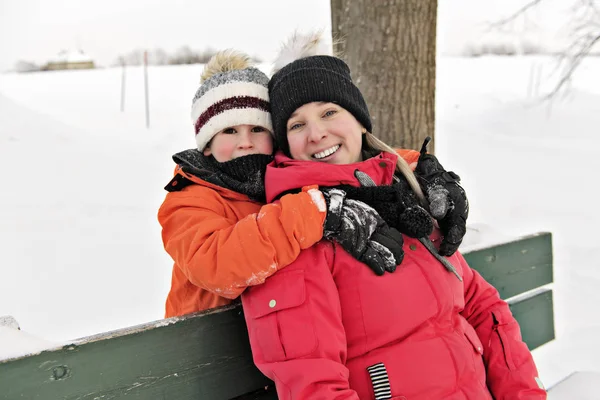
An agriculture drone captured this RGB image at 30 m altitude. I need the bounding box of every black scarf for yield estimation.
[172,149,273,203]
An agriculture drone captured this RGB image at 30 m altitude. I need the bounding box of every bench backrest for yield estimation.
[0,232,554,400]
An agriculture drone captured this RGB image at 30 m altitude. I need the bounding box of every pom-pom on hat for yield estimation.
[191,50,272,151]
[268,31,372,156]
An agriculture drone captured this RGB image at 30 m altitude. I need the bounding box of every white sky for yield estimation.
[0,0,331,70]
[0,0,577,71]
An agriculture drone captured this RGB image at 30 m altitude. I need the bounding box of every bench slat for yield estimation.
[0,305,269,400]
[509,288,555,351]
[464,232,553,299]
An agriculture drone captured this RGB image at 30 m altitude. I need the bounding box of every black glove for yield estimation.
[414,137,469,256]
[322,188,404,275]
[336,179,433,239]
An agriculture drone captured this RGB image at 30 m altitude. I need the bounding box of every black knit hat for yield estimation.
[268,55,372,156]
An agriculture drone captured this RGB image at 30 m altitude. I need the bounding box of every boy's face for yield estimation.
[203,124,273,162]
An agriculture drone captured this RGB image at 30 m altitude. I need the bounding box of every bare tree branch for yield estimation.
[489,0,545,28]
[489,0,600,99]
[543,31,600,99]
[577,0,600,16]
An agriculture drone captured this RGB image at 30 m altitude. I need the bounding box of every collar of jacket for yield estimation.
[166,165,254,201]
[165,149,268,202]
[265,151,398,203]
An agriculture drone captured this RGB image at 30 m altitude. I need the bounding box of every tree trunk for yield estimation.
[331,0,437,152]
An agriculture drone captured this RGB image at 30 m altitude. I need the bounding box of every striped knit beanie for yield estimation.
[191,50,272,150]
[269,32,371,156]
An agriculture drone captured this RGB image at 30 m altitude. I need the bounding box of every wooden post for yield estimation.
[143,51,150,129]
[120,57,126,112]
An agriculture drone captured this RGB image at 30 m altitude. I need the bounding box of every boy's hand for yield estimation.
[322,188,403,275]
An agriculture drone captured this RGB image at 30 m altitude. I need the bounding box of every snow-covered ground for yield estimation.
[435,56,600,390]
[1,56,599,393]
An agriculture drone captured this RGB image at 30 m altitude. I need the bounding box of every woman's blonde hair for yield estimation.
[364,132,426,204]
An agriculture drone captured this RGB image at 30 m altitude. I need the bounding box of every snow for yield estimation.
[307,188,326,212]
[0,326,63,361]
[245,263,278,286]
[367,240,397,272]
[0,316,20,330]
[547,372,600,399]
[0,55,599,396]
[426,184,451,219]
[435,55,600,393]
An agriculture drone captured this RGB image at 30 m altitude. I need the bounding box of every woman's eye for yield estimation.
[222,127,236,134]
[323,109,337,118]
[288,123,302,131]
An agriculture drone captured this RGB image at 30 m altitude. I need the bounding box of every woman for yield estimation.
[158,50,403,317]
[241,33,546,399]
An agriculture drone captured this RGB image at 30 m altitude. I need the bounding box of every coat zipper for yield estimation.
[491,312,516,370]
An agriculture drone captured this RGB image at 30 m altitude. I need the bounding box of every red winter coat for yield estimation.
[241,151,546,400]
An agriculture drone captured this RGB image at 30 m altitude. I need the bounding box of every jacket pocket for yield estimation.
[464,326,484,357]
[244,269,317,363]
[491,311,517,370]
[461,323,489,392]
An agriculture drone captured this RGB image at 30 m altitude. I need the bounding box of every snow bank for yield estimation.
[0,325,62,361]
[548,371,600,399]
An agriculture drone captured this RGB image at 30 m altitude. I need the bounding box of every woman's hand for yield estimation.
[414,137,468,256]
[335,182,434,240]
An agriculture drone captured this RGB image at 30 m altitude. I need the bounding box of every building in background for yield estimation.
[44,50,95,71]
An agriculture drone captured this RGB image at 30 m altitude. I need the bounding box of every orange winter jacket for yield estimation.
[396,148,420,168]
[159,164,326,318]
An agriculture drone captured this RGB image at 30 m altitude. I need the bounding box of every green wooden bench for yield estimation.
[0,232,554,399]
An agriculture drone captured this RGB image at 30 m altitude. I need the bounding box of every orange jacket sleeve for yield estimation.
[158,185,326,299]
[396,148,420,170]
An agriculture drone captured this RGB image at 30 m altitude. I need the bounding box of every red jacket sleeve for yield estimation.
[158,184,325,299]
[241,242,360,400]
[457,253,547,399]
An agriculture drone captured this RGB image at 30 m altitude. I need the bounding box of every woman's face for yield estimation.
[203,124,273,162]
[286,102,364,165]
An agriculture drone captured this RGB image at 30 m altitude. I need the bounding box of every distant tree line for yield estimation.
[462,35,548,57]
[14,60,40,73]
[114,46,263,66]
[12,46,262,72]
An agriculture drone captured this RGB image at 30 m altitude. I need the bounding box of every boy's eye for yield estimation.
[251,126,266,133]
[323,109,337,118]
[222,127,236,134]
